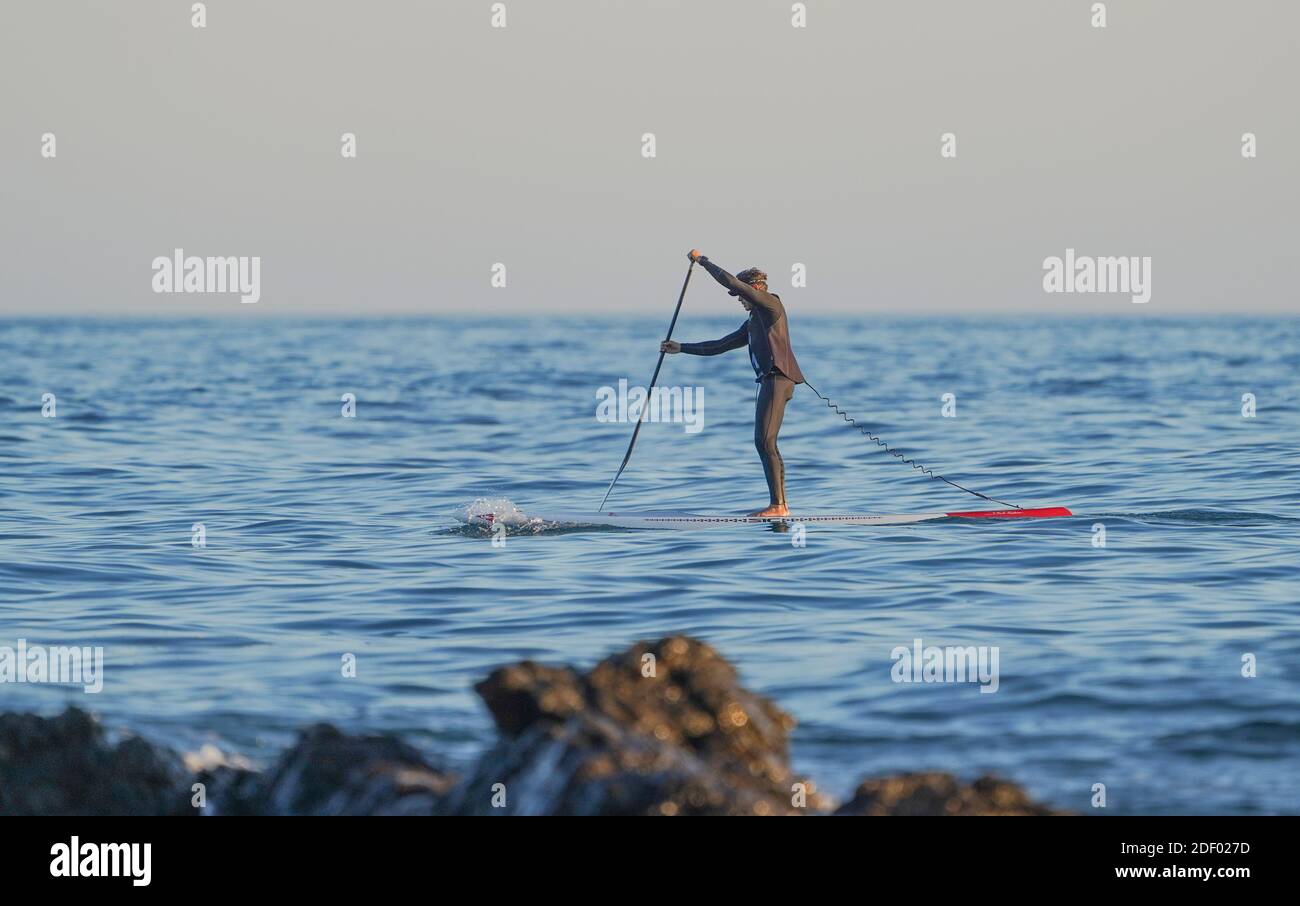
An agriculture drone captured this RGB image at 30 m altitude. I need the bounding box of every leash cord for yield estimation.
[802,379,1023,510]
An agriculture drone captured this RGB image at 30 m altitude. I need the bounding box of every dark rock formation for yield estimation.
[0,638,1068,816]
[444,636,828,815]
[201,724,453,816]
[833,772,1067,816]
[0,707,190,816]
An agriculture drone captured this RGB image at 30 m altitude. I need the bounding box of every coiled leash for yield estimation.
[802,379,1023,510]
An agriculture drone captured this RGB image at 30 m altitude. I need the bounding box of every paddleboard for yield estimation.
[460,506,1072,530]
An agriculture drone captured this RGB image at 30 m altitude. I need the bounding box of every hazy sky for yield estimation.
[1,0,1295,316]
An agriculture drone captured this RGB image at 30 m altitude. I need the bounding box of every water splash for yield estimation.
[455,496,590,535]
[453,498,628,536]
[459,497,539,528]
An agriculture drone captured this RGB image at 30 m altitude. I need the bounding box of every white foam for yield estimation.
[459,496,545,530]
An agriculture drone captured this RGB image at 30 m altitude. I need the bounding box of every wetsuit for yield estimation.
[678,257,804,507]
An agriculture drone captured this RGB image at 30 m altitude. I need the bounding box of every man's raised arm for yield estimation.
[691,251,781,315]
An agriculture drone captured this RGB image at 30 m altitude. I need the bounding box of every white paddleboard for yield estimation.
[459,506,1072,531]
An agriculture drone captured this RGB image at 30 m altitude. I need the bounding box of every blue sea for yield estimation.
[1,315,1297,815]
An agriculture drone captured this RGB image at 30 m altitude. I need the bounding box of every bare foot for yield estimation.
[748,504,789,518]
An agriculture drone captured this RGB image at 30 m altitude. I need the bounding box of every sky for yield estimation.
[0,0,1295,316]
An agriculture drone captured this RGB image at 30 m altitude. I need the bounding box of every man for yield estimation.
[661,249,805,517]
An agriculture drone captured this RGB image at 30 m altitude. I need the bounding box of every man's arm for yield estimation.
[674,323,749,356]
[695,254,781,315]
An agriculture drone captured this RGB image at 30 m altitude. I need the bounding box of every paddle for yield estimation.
[598,259,696,510]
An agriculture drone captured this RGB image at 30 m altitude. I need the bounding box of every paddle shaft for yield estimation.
[598,260,696,510]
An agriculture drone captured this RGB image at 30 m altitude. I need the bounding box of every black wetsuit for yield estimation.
[679,257,804,507]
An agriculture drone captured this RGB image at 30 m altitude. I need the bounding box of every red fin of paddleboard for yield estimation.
[945,506,1073,519]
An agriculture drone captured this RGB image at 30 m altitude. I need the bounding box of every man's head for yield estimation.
[732,267,768,310]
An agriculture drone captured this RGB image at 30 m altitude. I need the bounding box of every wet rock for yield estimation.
[204,724,454,816]
[0,641,1065,817]
[445,636,826,815]
[0,707,191,816]
[833,772,1067,816]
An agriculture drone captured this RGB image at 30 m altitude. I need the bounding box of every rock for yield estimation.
[445,636,827,815]
[203,723,454,816]
[833,771,1067,816]
[0,707,191,816]
[0,641,1066,817]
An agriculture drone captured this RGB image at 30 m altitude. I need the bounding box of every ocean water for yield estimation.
[1,315,1297,815]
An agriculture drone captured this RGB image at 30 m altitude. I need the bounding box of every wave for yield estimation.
[1106,509,1300,526]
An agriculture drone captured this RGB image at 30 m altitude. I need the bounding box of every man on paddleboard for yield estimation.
[661,250,805,517]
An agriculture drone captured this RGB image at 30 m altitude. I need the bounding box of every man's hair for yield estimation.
[735,267,767,288]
